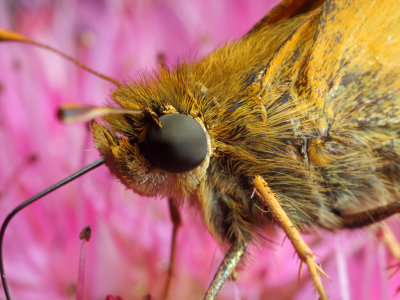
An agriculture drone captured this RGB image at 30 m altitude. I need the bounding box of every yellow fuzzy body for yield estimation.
[92,0,400,245]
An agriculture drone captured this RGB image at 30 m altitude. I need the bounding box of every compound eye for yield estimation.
[141,113,208,173]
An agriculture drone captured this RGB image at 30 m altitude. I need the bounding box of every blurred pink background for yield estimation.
[0,0,399,299]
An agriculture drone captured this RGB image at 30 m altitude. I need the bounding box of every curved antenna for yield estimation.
[0,28,122,87]
[0,158,105,300]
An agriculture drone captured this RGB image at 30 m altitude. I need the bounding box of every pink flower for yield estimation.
[0,1,399,300]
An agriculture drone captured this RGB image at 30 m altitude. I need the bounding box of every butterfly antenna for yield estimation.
[0,28,122,87]
[0,158,105,300]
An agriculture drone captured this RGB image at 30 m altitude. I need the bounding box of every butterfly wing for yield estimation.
[246,0,324,36]
[296,0,400,217]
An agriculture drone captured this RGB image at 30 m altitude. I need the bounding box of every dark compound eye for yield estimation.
[141,113,208,173]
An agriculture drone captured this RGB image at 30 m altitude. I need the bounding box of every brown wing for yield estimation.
[254,0,400,224]
[295,0,400,217]
[296,0,400,124]
[246,0,324,36]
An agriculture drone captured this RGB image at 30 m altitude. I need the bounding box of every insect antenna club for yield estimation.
[1,0,400,299]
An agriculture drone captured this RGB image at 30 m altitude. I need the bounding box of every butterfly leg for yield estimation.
[203,241,248,300]
[253,176,329,300]
[161,198,182,300]
[339,201,400,276]
[380,223,400,277]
